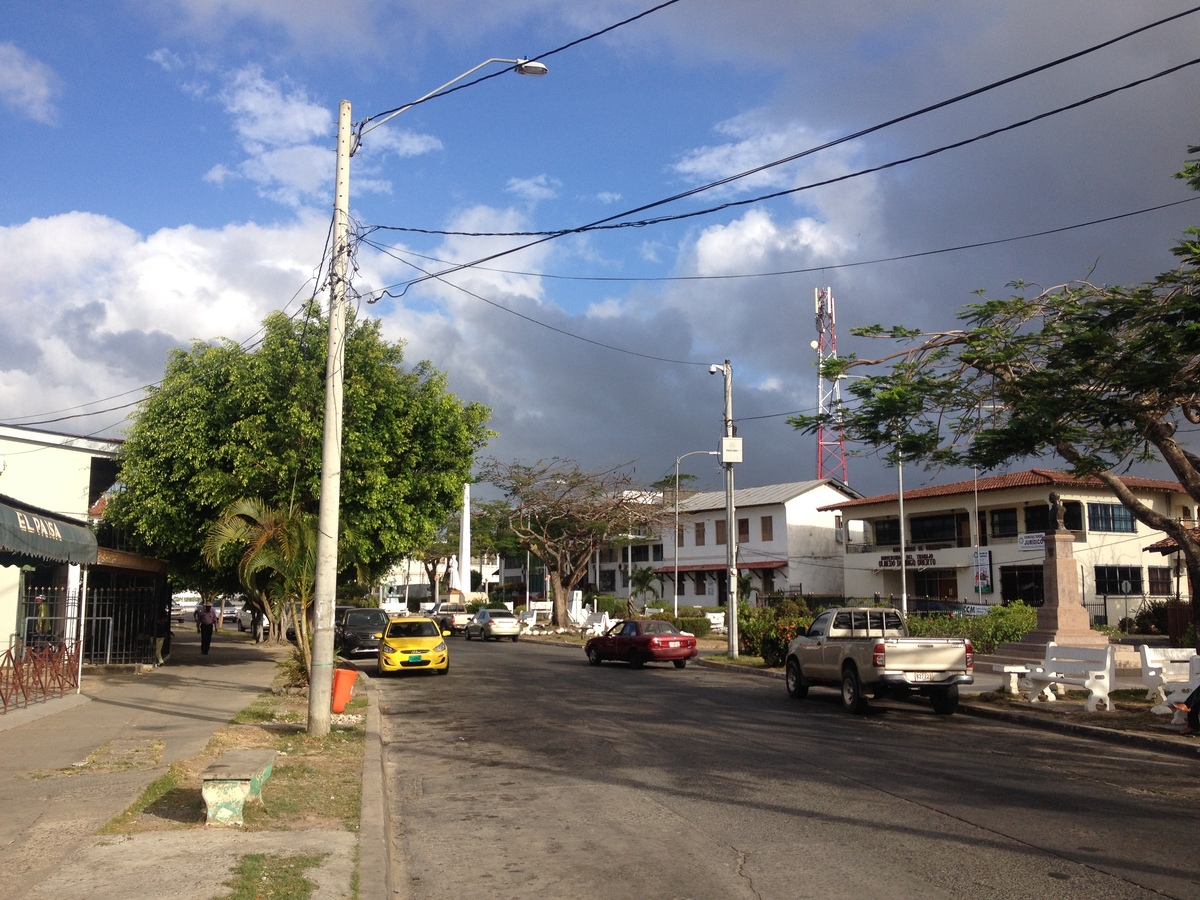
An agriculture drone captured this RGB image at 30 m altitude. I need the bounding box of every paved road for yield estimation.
[378,638,1200,900]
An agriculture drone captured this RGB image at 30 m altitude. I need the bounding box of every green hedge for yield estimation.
[905,602,1038,655]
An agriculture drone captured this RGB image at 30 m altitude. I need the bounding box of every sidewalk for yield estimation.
[0,627,380,900]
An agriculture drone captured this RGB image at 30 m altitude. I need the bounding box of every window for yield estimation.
[914,569,959,600]
[1148,566,1173,596]
[715,519,727,545]
[874,518,900,545]
[651,543,663,562]
[999,564,1044,606]
[1095,565,1143,596]
[737,518,749,543]
[761,516,774,541]
[989,508,1018,538]
[1025,500,1083,532]
[631,544,649,563]
[694,522,705,546]
[677,525,684,548]
[1088,503,1135,533]
[694,571,706,595]
[911,513,957,543]
[599,547,615,564]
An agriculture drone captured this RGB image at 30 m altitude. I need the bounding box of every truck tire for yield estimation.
[785,658,809,699]
[930,684,959,715]
[841,665,868,714]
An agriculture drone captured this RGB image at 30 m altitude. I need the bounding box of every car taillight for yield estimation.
[872,642,885,667]
[965,639,974,669]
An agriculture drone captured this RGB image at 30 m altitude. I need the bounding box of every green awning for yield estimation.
[0,495,97,566]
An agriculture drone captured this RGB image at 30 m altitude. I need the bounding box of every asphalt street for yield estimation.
[377,637,1200,900]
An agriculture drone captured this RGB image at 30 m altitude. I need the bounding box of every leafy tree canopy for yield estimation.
[479,458,669,626]
[107,302,492,589]
[790,147,1200,639]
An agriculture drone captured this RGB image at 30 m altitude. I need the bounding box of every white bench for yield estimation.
[1026,643,1116,712]
[705,612,726,635]
[580,612,611,636]
[1149,654,1200,722]
[201,749,276,826]
[1139,645,1197,703]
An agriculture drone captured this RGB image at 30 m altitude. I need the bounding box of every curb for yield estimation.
[693,656,1200,759]
[357,670,393,900]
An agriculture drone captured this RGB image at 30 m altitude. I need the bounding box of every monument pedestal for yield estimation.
[992,530,1107,666]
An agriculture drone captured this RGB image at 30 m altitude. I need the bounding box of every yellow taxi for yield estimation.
[377,616,450,675]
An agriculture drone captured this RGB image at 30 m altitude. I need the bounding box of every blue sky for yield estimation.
[3,1,1200,499]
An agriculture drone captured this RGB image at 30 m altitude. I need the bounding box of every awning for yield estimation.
[0,494,98,566]
[652,559,788,576]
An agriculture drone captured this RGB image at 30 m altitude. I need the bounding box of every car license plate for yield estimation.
[408,654,423,662]
[910,672,936,682]
[668,640,680,648]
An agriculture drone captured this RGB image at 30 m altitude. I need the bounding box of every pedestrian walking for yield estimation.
[198,602,219,655]
[152,606,172,666]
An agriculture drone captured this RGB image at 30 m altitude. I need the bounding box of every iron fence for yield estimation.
[0,640,80,714]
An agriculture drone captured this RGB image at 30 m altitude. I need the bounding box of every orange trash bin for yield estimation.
[331,667,358,713]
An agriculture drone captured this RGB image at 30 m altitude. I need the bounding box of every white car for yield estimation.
[464,607,521,642]
[237,605,270,633]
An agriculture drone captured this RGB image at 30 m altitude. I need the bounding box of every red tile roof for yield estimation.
[820,468,1185,511]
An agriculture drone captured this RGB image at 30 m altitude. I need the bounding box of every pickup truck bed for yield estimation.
[784,607,973,715]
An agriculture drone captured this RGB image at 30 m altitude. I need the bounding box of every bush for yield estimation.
[907,602,1037,655]
[1134,600,1168,635]
[677,617,711,638]
[759,617,810,667]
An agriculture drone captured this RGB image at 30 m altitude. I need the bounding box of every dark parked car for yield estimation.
[335,607,391,658]
[584,619,698,669]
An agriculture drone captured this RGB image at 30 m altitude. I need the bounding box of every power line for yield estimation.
[359,194,1200,292]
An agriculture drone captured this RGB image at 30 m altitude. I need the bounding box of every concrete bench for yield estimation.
[1149,654,1200,722]
[201,749,277,826]
[705,612,726,635]
[1027,643,1116,712]
[1139,645,1197,703]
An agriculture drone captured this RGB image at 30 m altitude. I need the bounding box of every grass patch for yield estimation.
[223,852,326,900]
[102,688,365,834]
[100,762,188,833]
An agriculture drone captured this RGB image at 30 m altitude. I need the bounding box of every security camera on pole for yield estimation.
[710,360,742,658]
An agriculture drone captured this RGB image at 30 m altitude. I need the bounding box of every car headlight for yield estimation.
[434,641,447,652]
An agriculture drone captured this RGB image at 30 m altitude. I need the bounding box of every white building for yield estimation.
[644,479,861,607]
[0,425,120,648]
[820,468,1191,625]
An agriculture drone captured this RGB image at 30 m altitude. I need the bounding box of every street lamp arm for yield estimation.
[354,57,546,153]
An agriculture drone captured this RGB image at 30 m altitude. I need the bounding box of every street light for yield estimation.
[710,360,741,658]
[309,57,547,736]
[673,450,719,618]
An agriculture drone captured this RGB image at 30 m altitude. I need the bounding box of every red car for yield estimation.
[584,619,698,669]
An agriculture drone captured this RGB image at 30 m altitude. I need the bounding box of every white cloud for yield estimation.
[0,211,332,427]
[506,174,561,204]
[0,43,61,125]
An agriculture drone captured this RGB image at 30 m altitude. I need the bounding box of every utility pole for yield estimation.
[308,99,352,737]
[711,360,741,658]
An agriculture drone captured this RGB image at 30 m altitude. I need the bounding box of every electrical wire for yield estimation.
[358,194,1200,294]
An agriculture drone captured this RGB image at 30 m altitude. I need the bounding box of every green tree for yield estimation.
[480,458,669,626]
[107,302,491,590]
[791,148,1200,645]
[629,565,661,614]
[202,498,317,671]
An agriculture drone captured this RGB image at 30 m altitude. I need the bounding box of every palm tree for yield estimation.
[629,566,660,613]
[203,498,319,677]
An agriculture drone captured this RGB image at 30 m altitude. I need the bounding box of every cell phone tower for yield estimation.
[813,286,848,484]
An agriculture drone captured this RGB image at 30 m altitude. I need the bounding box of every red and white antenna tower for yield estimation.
[814,286,848,484]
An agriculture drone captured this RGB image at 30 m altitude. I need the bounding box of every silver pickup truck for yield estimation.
[784,607,973,715]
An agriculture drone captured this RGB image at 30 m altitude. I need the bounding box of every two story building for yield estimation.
[820,468,1190,625]
[647,479,861,607]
